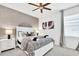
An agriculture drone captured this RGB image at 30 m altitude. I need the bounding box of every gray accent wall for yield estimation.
[0,5,38,38]
[0,5,38,28]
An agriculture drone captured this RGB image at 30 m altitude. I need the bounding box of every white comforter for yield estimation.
[21,37,54,56]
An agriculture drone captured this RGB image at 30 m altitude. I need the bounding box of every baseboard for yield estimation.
[1,48,15,53]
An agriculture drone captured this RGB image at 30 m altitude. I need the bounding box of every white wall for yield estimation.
[39,11,62,45]
[64,5,79,17]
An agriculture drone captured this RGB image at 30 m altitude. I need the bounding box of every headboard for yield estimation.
[16,26,35,42]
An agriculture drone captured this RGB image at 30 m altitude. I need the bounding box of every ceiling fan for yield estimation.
[28,3,51,13]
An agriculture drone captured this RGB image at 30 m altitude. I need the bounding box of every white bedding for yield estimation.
[21,37,54,56]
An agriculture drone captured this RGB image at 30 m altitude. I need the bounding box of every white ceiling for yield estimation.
[0,3,79,18]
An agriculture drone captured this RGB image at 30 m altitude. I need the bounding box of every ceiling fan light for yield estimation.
[39,7,43,9]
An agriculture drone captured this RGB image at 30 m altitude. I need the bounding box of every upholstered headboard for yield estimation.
[16,27,35,42]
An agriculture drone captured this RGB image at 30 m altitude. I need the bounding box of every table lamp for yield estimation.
[5,29,13,39]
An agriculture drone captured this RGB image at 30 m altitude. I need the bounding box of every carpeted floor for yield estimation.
[45,45,79,56]
[0,45,79,56]
[0,48,26,56]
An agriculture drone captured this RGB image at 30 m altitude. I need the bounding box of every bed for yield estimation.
[20,37,54,56]
[16,27,54,56]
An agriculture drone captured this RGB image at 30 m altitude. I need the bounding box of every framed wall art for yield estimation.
[48,21,54,29]
[42,21,54,30]
[42,22,47,29]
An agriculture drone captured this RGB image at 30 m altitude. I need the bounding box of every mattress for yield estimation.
[32,38,54,50]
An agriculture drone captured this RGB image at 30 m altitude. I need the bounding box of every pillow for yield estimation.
[44,35,49,38]
[37,36,44,39]
[32,37,37,41]
[17,40,21,45]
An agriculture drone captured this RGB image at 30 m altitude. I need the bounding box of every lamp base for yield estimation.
[8,35,10,39]
[37,33,39,36]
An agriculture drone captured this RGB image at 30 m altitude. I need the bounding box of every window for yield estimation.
[64,14,79,37]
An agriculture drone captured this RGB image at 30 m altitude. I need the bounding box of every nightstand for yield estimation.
[0,39,15,52]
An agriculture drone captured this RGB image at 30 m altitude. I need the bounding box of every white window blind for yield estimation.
[64,14,79,37]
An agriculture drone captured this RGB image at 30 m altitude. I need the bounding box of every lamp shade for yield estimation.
[5,29,13,35]
[34,28,39,33]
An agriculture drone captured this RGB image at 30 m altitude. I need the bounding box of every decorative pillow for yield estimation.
[44,35,49,38]
[37,36,44,39]
[17,40,21,45]
[32,37,37,41]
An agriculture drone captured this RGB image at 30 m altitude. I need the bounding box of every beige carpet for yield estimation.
[0,48,26,56]
[0,45,79,56]
[45,45,79,56]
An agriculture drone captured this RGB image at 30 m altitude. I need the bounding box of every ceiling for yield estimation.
[0,3,78,29]
[0,3,79,18]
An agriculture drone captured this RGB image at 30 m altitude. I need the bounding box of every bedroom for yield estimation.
[0,3,79,56]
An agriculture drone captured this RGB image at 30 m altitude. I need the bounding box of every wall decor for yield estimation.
[42,22,47,29]
[42,21,54,29]
[45,22,47,28]
[48,21,54,29]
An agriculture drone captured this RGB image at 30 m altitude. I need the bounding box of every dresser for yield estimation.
[0,39,15,52]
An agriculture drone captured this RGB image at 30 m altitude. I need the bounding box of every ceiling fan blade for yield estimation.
[43,3,51,6]
[32,8,39,11]
[40,9,43,13]
[44,7,51,10]
[28,3,39,7]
